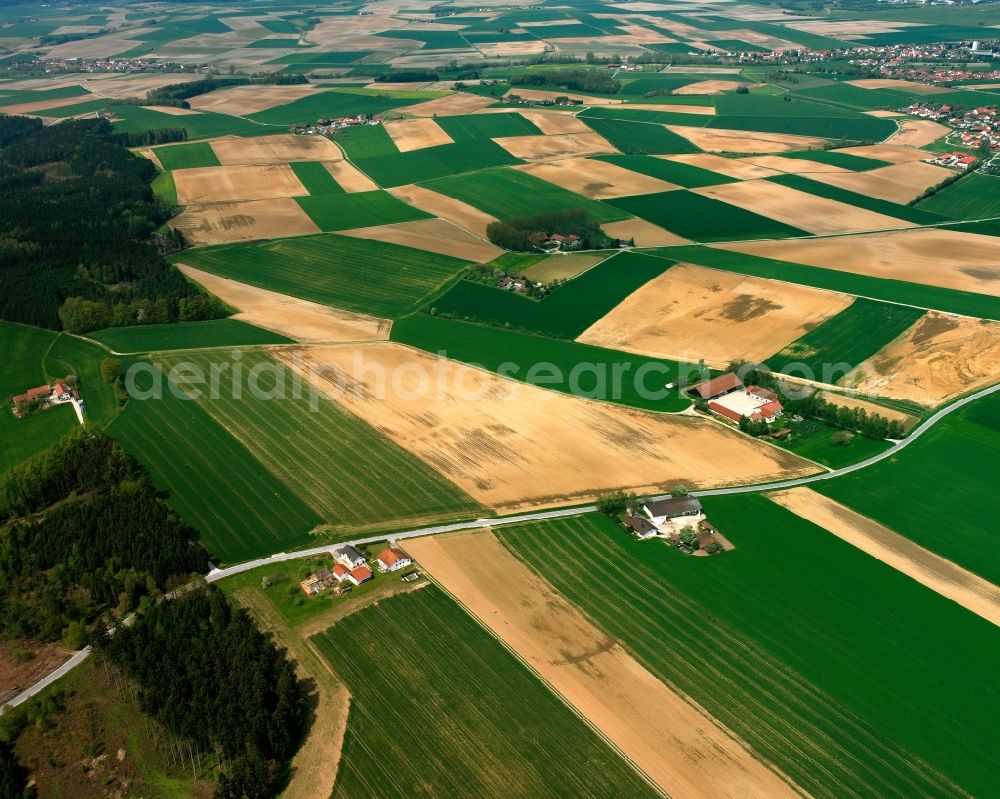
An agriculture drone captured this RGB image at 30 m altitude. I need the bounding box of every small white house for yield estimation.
[335,545,366,569]
[377,547,413,573]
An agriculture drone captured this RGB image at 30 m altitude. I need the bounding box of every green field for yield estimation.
[289,160,345,194]
[578,116,702,155]
[249,89,421,126]
[333,124,400,160]
[656,246,1000,320]
[431,251,671,338]
[768,299,926,383]
[817,390,1000,583]
[498,508,1000,799]
[578,106,713,127]
[36,99,109,118]
[171,234,470,318]
[313,586,661,799]
[44,334,119,428]
[423,167,629,223]
[707,111,897,142]
[392,314,695,412]
[607,190,807,241]
[152,141,221,171]
[111,105,276,140]
[150,170,177,205]
[780,149,891,171]
[0,323,77,473]
[88,319,292,353]
[295,189,431,230]
[917,172,1000,220]
[594,154,737,187]
[436,111,542,141]
[352,140,524,187]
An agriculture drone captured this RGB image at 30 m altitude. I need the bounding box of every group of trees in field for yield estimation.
[0,427,208,644]
[485,208,605,252]
[510,69,621,95]
[96,586,308,799]
[0,116,222,331]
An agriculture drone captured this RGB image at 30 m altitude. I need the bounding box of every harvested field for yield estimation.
[0,94,100,115]
[176,264,390,343]
[666,125,827,153]
[475,39,549,58]
[279,342,817,512]
[170,198,320,246]
[601,217,690,246]
[518,109,598,135]
[673,79,752,95]
[842,312,1000,406]
[768,488,1000,628]
[406,530,800,799]
[173,164,307,204]
[662,153,783,180]
[387,183,497,237]
[395,91,495,117]
[79,73,204,98]
[887,119,950,148]
[623,103,716,116]
[339,218,503,262]
[210,133,345,165]
[324,160,379,192]
[493,131,618,160]
[805,161,953,204]
[578,262,853,364]
[141,104,203,116]
[383,116,453,151]
[739,155,850,174]
[718,228,1000,297]
[833,143,930,163]
[693,179,914,235]
[865,110,905,118]
[188,83,324,115]
[817,391,919,432]
[520,253,609,282]
[502,88,623,106]
[846,78,948,94]
[516,156,677,198]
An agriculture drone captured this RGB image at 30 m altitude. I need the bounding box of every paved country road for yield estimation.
[4,380,998,713]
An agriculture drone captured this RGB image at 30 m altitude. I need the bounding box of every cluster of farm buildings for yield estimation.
[624,496,730,555]
[689,373,785,425]
[300,544,414,597]
[291,115,382,136]
[10,380,80,419]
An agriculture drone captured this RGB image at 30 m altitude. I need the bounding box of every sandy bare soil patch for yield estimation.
[847,78,948,94]
[768,488,1000,628]
[516,157,677,198]
[578,262,853,365]
[383,116,454,151]
[833,143,931,163]
[170,198,320,246]
[395,92,495,117]
[475,40,548,58]
[134,147,163,170]
[388,183,497,237]
[666,125,827,153]
[407,530,800,799]
[864,110,905,118]
[502,88,623,106]
[0,94,99,114]
[817,391,919,431]
[0,642,71,706]
[173,164,307,204]
[279,342,816,511]
[693,179,914,235]
[493,131,619,160]
[188,84,324,115]
[739,155,849,174]
[887,118,950,148]
[210,133,345,165]
[44,33,145,59]
[323,160,379,192]
[842,312,1000,406]
[521,253,610,282]
[518,109,596,135]
[602,217,691,246]
[177,264,389,343]
[142,104,203,116]
[661,153,784,180]
[339,218,502,262]
[623,102,716,115]
[79,73,204,99]
[717,228,1000,297]
[806,160,952,204]
[673,79,753,95]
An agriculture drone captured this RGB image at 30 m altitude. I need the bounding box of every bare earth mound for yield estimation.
[493,131,619,160]
[578,262,853,365]
[768,488,1000,628]
[383,117,454,152]
[693,180,914,235]
[395,92,495,117]
[339,218,503,262]
[170,198,320,246]
[887,119,950,148]
[516,157,678,198]
[173,164,307,204]
[805,161,953,204]
[324,160,379,193]
[666,126,827,153]
[278,342,816,512]
[518,109,597,135]
[717,228,1000,297]
[406,530,801,799]
[188,84,324,115]
[842,312,1000,406]
[210,133,346,165]
[176,264,390,343]
[601,217,690,246]
[388,183,499,238]
[662,153,783,180]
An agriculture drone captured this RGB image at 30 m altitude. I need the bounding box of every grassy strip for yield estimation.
[88,319,292,353]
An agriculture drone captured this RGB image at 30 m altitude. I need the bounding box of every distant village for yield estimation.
[290,114,382,136]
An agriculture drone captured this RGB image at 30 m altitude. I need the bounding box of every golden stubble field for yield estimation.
[173,164,306,204]
[170,198,320,246]
[516,156,678,198]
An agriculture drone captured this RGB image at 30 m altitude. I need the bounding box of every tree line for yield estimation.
[510,68,621,95]
[486,207,605,251]
[0,115,222,331]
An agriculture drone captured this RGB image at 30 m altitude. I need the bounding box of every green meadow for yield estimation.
[152,141,221,171]
[289,160,345,194]
[595,154,737,187]
[295,189,431,230]
[580,116,702,155]
[917,172,1000,220]
[88,319,292,353]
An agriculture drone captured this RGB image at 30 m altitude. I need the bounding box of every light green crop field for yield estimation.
[575,116,702,154]
[313,586,661,799]
[172,234,470,318]
[917,172,1000,219]
[44,334,119,428]
[498,508,999,799]
[88,319,292,353]
[289,160,345,195]
[150,170,177,205]
[152,141,221,171]
[595,154,737,187]
[435,111,542,140]
[295,189,431,230]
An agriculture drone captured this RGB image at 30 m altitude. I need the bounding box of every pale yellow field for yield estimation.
[516,157,678,198]
[665,125,827,153]
[493,131,619,160]
[623,102,715,115]
[661,153,783,180]
[577,263,853,365]
[387,183,497,237]
[0,94,98,114]
[718,229,1000,297]
[140,104,204,116]
[805,160,953,204]
[170,199,320,246]
[407,530,802,799]
[518,109,596,135]
[847,78,949,94]
[601,217,690,246]
[693,179,914,235]
[188,83,325,115]
[323,160,379,193]
[739,155,849,174]
[833,143,931,163]
[887,118,951,148]
[673,79,753,95]
[210,134,346,165]
[339,218,502,262]
[395,92,495,117]
[173,164,307,204]
[278,343,817,512]
[383,117,453,151]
